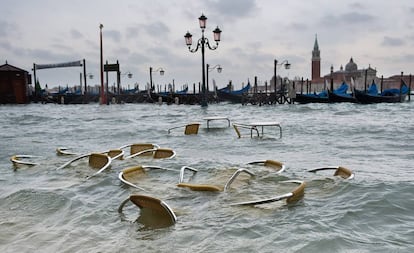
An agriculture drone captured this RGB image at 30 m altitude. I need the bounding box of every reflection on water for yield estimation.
[1,102,414,252]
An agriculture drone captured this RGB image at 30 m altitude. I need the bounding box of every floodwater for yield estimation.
[1,102,413,253]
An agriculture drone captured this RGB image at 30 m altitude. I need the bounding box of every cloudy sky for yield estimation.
[1,0,413,90]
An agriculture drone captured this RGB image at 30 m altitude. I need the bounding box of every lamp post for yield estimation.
[184,14,222,107]
[149,67,165,92]
[331,65,334,92]
[81,72,93,94]
[99,23,105,105]
[274,59,291,99]
[206,64,222,92]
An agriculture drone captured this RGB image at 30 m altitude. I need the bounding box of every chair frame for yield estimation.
[307,166,354,179]
[233,122,282,139]
[124,148,176,160]
[247,160,286,174]
[56,152,112,177]
[10,155,41,167]
[118,165,171,191]
[177,166,255,192]
[203,116,231,129]
[119,143,160,159]
[56,147,78,156]
[229,180,306,206]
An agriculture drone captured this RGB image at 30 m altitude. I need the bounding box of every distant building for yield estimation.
[0,62,32,104]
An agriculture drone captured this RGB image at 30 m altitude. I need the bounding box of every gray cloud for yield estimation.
[348,2,365,9]
[382,36,404,47]
[342,12,375,23]
[105,30,122,43]
[125,26,140,39]
[0,20,18,37]
[70,29,83,39]
[287,22,308,31]
[142,21,170,38]
[320,11,375,27]
[206,0,259,23]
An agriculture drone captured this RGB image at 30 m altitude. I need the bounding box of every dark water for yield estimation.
[1,102,413,252]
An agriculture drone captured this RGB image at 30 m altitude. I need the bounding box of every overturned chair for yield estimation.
[168,123,200,135]
[118,194,177,228]
[177,166,255,192]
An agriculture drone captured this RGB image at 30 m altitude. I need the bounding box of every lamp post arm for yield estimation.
[205,38,219,50]
[208,64,221,71]
[188,38,203,53]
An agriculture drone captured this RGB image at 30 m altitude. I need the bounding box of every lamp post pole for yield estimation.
[274,59,291,103]
[201,33,206,106]
[149,67,165,92]
[149,67,153,91]
[99,24,106,105]
[274,59,277,99]
[206,64,222,92]
[185,14,222,107]
[331,65,334,92]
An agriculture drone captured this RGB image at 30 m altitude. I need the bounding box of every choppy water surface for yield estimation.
[1,102,413,253]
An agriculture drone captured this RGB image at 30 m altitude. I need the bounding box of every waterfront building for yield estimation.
[0,62,32,104]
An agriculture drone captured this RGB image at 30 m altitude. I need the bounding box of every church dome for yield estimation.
[345,57,358,72]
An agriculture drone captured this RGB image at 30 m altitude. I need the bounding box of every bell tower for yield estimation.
[312,34,321,81]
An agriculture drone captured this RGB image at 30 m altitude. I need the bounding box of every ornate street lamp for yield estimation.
[149,67,165,92]
[184,14,222,107]
[274,59,291,100]
[206,64,222,92]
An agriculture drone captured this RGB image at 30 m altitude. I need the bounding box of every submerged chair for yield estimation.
[118,165,172,191]
[10,155,41,167]
[56,149,124,177]
[56,147,124,160]
[232,123,259,138]
[119,143,160,159]
[168,123,200,135]
[307,166,355,179]
[57,152,111,171]
[56,147,78,156]
[177,166,255,192]
[230,180,306,206]
[118,194,177,228]
[247,160,286,174]
[124,147,176,160]
[233,122,282,139]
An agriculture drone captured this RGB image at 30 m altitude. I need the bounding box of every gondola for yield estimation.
[216,83,251,103]
[354,82,408,104]
[294,90,329,104]
[295,82,354,104]
[327,82,357,103]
